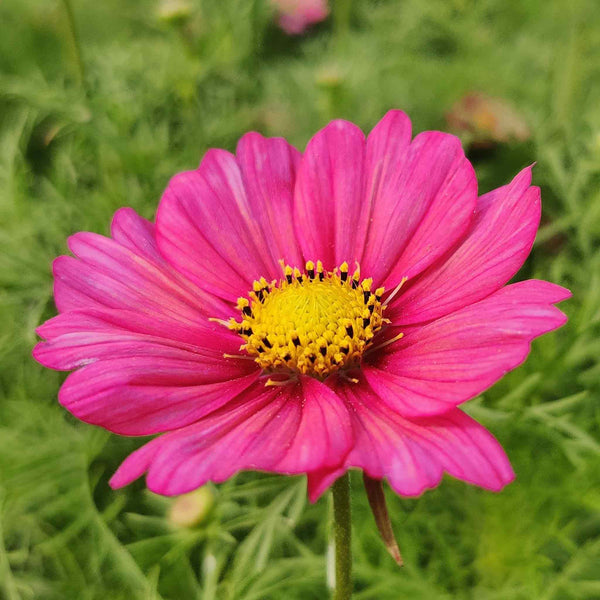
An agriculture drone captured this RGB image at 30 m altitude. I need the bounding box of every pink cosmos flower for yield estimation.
[271,0,329,35]
[33,110,569,502]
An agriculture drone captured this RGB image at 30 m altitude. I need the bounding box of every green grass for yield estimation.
[1,0,599,598]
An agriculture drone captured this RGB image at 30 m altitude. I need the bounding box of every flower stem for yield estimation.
[332,473,352,600]
[333,0,352,36]
[61,0,86,87]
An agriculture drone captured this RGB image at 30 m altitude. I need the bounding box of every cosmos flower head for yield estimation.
[271,0,329,35]
[33,110,570,502]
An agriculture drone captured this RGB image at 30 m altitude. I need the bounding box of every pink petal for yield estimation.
[389,166,542,325]
[307,377,514,501]
[34,309,247,370]
[110,207,164,262]
[275,377,353,472]
[53,211,230,320]
[35,306,242,354]
[387,143,476,286]
[365,280,570,417]
[362,124,477,288]
[306,466,346,503]
[156,141,301,303]
[35,308,257,436]
[109,377,353,494]
[293,120,368,269]
[34,208,259,435]
[358,110,412,280]
[361,123,477,287]
[54,352,257,435]
[235,133,303,270]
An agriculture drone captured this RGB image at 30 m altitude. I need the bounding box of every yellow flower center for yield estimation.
[229,261,387,378]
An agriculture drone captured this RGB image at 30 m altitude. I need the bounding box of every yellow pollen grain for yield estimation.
[229,261,387,378]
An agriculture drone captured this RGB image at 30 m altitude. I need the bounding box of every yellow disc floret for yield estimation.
[228,261,387,378]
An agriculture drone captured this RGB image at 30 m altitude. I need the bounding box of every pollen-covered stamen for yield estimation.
[228,261,388,378]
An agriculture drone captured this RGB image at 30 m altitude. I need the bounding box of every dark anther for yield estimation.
[375,292,383,301]
[283,353,291,361]
[319,345,327,357]
[363,290,371,303]
[351,279,359,289]
[340,271,348,282]
[308,268,315,279]
[292,336,300,346]
[242,306,252,317]
[262,337,272,349]
[363,317,370,328]
[286,274,293,284]
[243,327,253,336]
[340,346,349,354]
[257,289,265,302]
[368,304,375,314]
[308,353,316,362]
[345,324,354,337]
[297,275,303,283]
[257,346,264,353]
[318,272,324,281]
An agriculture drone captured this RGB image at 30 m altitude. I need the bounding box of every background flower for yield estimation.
[446,92,531,149]
[271,0,329,35]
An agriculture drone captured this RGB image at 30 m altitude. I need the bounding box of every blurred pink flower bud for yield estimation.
[271,0,329,35]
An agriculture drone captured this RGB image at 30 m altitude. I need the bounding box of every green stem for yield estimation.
[333,0,352,36]
[61,0,86,87]
[332,473,352,600]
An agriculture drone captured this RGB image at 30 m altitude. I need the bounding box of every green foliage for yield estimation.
[1,0,599,597]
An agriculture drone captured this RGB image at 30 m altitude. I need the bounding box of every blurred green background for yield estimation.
[1,0,600,598]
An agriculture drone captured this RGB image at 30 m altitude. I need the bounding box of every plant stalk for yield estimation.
[333,0,352,36]
[61,0,86,87]
[332,473,352,600]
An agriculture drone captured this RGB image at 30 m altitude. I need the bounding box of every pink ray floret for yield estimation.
[34,110,570,501]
